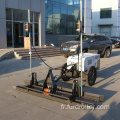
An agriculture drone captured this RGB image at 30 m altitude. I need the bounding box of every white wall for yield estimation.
[118,4,120,37]
[92,0,119,37]
[84,0,92,33]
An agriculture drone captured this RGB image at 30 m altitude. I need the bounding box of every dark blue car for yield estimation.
[60,34,112,58]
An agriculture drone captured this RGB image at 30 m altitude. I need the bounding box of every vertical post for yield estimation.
[33,13,35,47]
[28,9,32,75]
[12,10,14,48]
[80,0,83,96]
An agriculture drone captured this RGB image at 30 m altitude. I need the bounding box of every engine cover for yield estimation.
[67,53,100,72]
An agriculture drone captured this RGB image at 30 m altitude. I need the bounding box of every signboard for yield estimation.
[24,37,30,49]
[76,20,81,32]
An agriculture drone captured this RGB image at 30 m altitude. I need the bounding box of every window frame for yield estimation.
[100,8,112,19]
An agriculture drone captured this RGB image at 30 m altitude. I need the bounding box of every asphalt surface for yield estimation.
[0,49,120,120]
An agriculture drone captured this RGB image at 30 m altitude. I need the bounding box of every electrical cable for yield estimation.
[31,43,75,70]
[31,44,54,69]
[30,37,78,71]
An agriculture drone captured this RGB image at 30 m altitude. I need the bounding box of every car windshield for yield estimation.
[111,37,120,40]
[74,35,91,42]
[111,38,120,41]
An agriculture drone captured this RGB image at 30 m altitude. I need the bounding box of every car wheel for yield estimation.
[86,66,97,86]
[83,49,88,53]
[60,63,70,81]
[112,44,115,49]
[104,48,111,58]
[63,54,68,58]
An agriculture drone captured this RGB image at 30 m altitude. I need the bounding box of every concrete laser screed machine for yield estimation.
[16,52,104,105]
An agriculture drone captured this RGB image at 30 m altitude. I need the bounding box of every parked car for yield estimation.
[111,38,120,48]
[111,36,120,40]
[60,34,112,58]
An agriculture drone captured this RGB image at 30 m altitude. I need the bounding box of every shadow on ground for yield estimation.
[0,59,45,75]
[110,49,120,57]
[80,101,120,120]
[38,62,117,103]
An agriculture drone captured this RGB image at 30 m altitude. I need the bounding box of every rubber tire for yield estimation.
[86,66,97,86]
[60,63,70,81]
[112,44,115,49]
[83,49,88,53]
[104,48,111,58]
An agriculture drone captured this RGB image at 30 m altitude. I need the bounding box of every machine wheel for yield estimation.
[83,49,88,53]
[86,66,97,86]
[112,44,115,49]
[60,63,70,81]
[104,48,110,58]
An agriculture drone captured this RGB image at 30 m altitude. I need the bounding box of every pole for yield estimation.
[80,0,83,96]
[28,9,32,75]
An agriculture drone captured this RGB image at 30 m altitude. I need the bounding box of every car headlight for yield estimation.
[61,43,63,47]
[70,44,80,49]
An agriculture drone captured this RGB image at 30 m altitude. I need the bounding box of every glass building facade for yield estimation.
[45,0,84,35]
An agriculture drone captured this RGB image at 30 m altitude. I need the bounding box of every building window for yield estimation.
[6,9,12,20]
[6,21,12,47]
[13,9,28,21]
[34,12,39,22]
[100,8,112,18]
[45,0,83,35]
[30,12,33,22]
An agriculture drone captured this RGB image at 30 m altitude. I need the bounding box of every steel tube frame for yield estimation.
[80,0,83,96]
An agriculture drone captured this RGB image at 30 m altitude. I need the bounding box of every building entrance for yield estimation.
[6,8,40,48]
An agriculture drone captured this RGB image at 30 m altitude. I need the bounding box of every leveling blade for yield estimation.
[15,71,104,107]
[16,85,95,106]
[15,83,104,107]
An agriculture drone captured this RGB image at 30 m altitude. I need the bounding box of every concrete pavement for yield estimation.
[0,49,120,120]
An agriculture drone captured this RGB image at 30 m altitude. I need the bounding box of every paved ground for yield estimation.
[0,49,120,120]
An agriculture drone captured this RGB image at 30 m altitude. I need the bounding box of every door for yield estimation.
[97,36,106,53]
[34,23,39,46]
[89,36,101,51]
[89,36,106,54]
[19,23,24,47]
[100,26,111,37]
[14,22,24,47]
